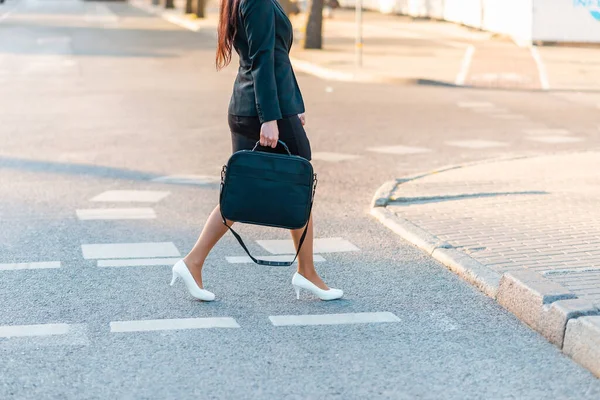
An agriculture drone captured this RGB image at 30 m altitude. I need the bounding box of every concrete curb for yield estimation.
[370,161,600,378]
[563,316,600,377]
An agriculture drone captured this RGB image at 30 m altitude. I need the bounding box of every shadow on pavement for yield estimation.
[390,191,548,205]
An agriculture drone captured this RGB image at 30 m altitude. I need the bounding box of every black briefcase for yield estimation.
[219,140,317,266]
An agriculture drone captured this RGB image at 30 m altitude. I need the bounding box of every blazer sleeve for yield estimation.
[240,0,282,123]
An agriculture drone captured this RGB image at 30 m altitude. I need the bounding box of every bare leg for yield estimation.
[183,204,232,288]
[290,215,329,290]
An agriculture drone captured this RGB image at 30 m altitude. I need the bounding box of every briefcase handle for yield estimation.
[251,140,292,156]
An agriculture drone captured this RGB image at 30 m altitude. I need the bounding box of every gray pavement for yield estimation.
[2,0,600,398]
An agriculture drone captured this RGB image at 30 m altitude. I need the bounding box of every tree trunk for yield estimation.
[195,0,205,18]
[304,0,324,49]
[165,0,174,9]
[185,0,193,14]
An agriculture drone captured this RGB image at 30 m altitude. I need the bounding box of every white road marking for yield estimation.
[110,318,240,333]
[470,107,508,114]
[527,136,584,144]
[97,257,180,267]
[367,145,431,155]
[489,114,527,120]
[530,46,550,90]
[226,255,326,264]
[90,190,170,203]
[257,237,359,255]
[76,208,156,220]
[81,242,180,260]
[445,140,508,149]
[0,323,70,338]
[455,45,475,86]
[269,312,401,327]
[0,261,61,271]
[523,129,571,136]
[311,152,361,162]
[151,175,220,186]
[457,101,495,109]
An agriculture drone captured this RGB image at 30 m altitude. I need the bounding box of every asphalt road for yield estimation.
[1,0,600,399]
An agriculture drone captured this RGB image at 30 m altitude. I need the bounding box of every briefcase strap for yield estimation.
[220,209,311,267]
[219,167,317,267]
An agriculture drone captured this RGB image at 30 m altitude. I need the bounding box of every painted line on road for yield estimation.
[0,261,61,271]
[0,323,70,338]
[530,46,550,90]
[367,145,431,155]
[76,208,156,220]
[91,190,170,203]
[257,237,360,255]
[110,317,240,333]
[311,152,361,162]
[457,101,495,109]
[269,312,401,327]
[226,255,326,264]
[445,140,508,149]
[527,136,584,144]
[81,242,180,260]
[455,45,475,86]
[523,129,571,136]
[151,175,220,186]
[489,114,527,120]
[97,257,180,267]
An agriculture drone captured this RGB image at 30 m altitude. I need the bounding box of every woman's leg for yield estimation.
[290,215,329,290]
[183,205,232,288]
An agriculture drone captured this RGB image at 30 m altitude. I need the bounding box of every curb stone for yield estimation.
[370,159,600,378]
[563,316,600,377]
[496,270,577,339]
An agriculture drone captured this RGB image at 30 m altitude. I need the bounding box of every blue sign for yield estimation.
[573,0,600,20]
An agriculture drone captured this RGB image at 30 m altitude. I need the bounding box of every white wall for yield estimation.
[532,0,600,43]
[337,0,600,44]
[481,0,533,45]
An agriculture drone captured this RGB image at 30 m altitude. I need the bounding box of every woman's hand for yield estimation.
[260,120,279,148]
[298,113,306,126]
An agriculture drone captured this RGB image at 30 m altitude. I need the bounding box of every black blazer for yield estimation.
[228,0,305,124]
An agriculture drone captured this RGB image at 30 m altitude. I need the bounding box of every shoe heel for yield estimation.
[293,285,301,300]
[170,271,178,286]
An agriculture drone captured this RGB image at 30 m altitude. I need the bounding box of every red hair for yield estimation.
[216,0,241,70]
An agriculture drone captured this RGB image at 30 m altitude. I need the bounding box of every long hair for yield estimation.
[216,0,241,71]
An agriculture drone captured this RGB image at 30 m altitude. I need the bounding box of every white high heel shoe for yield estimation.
[292,272,343,301]
[170,260,215,302]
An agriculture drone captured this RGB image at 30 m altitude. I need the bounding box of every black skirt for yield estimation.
[228,114,312,161]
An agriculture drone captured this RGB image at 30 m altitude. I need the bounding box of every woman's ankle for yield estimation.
[183,256,204,271]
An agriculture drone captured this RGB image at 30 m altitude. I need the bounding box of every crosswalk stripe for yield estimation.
[311,152,361,162]
[0,261,61,271]
[151,175,220,186]
[76,208,156,220]
[457,101,494,108]
[0,323,70,338]
[489,114,527,120]
[269,312,401,327]
[445,140,508,149]
[257,237,360,255]
[97,258,180,267]
[527,136,584,144]
[110,318,240,333]
[90,190,170,203]
[225,255,326,264]
[523,129,571,136]
[81,242,180,260]
[367,145,431,155]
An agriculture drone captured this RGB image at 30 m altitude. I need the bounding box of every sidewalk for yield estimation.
[125,2,600,90]
[371,152,600,377]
